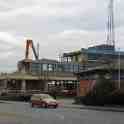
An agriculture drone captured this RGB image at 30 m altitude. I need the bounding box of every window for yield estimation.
[42,64,48,71]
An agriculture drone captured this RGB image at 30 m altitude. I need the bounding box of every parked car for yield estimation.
[30,94,58,108]
[61,89,76,96]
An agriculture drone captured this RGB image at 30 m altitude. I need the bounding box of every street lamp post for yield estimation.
[118,48,121,89]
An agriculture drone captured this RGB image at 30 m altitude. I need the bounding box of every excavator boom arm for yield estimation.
[25,39,39,60]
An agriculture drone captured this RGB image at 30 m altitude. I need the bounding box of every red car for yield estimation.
[30,94,58,108]
[61,89,76,96]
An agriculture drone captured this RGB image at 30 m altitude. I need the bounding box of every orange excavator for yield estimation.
[18,39,39,73]
[25,39,39,60]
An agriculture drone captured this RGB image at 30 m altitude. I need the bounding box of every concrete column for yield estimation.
[61,80,64,90]
[21,80,26,92]
[44,81,48,92]
[3,80,7,89]
[0,80,8,95]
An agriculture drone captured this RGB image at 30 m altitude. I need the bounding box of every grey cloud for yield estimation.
[0,0,123,72]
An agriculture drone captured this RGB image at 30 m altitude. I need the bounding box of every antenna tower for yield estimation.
[107,0,115,48]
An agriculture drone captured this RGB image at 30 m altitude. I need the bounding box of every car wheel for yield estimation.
[31,103,38,108]
[31,103,34,108]
[54,105,58,108]
[42,103,47,108]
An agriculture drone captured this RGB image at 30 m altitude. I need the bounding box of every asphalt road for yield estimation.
[0,100,123,124]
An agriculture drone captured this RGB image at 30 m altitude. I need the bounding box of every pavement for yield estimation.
[0,99,123,123]
[58,99,124,112]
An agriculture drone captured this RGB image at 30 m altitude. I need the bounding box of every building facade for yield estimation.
[62,44,124,69]
[18,58,84,74]
[76,67,124,97]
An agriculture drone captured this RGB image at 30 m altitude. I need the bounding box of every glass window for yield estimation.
[42,64,48,71]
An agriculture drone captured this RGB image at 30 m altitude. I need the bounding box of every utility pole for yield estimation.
[107,0,115,48]
[118,48,121,89]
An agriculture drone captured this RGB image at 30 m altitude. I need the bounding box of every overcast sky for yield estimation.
[0,0,123,72]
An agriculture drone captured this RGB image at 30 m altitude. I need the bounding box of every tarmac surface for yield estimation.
[0,99,123,124]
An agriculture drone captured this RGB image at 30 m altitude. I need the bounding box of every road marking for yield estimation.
[55,113,65,120]
[0,112,17,117]
[0,112,32,118]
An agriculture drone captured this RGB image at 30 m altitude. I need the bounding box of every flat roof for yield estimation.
[63,44,124,57]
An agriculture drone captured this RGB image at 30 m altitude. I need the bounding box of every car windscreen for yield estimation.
[42,95,53,99]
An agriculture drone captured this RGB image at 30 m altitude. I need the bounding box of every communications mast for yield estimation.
[107,0,115,48]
